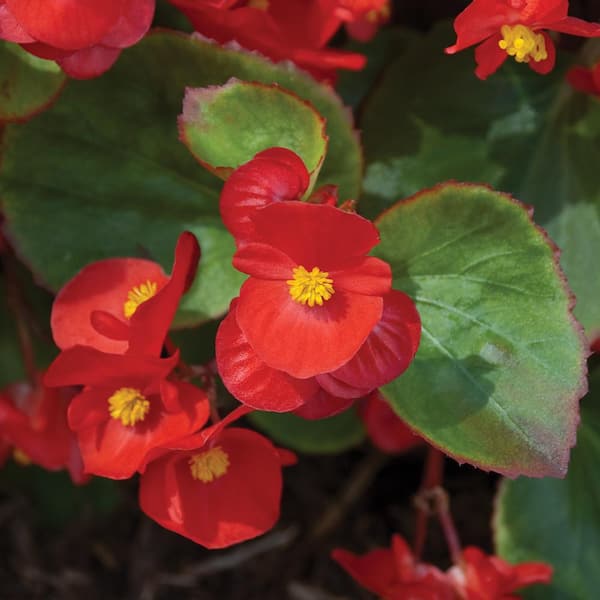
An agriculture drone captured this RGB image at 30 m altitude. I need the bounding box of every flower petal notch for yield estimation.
[445,0,600,79]
[373,182,588,478]
[179,79,327,195]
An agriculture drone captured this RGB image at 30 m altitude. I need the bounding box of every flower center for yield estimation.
[123,280,157,319]
[189,447,230,483]
[498,24,547,63]
[247,0,269,10]
[287,265,335,307]
[13,448,31,466]
[108,387,150,426]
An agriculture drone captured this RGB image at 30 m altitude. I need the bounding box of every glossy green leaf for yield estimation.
[249,408,365,455]
[374,183,586,477]
[0,30,361,326]
[0,41,65,123]
[495,369,600,599]
[360,24,600,337]
[180,80,327,193]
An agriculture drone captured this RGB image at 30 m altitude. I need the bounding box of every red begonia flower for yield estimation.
[51,231,200,356]
[448,546,553,599]
[567,61,600,98]
[446,0,600,80]
[219,147,311,246]
[0,0,154,78]
[358,390,423,454]
[139,426,292,548]
[332,534,456,599]
[335,0,391,42]
[168,0,365,80]
[233,201,391,378]
[0,377,87,484]
[44,346,209,479]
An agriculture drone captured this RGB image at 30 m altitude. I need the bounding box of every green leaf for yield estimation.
[494,369,600,599]
[180,80,327,194]
[374,183,586,477]
[360,23,600,337]
[249,408,365,455]
[0,30,361,326]
[0,41,65,123]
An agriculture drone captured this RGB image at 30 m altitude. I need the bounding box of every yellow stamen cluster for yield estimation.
[366,1,390,23]
[189,447,230,483]
[123,280,158,319]
[108,387,150,426]
[287,265,335,307]
[498,24,547,64]
[13,448,31,466]
[247,0,269,10]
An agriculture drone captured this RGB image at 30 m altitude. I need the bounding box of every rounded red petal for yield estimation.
[250,201,382,269]
[292,388,355,419]
[330,290,421,390]
[567,65,600,96]
[6,0,124,50]
[219,148,309,244]
[474,34,508,80]
[329,256,391,296]
[232,242,296,280]
[527,33,556,76]
[57,44,121,79]
[216,303,318,412]
[51,258,167,354]
[332,546,397,596]
[236,278,383,378]
[315,371,372,399]
[0,3,35,42]
[139,428,283,548]
[70,381,209,479]
[100,0,154,48]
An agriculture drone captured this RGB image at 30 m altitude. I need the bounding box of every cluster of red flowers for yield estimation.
[333,533,553,599]
[215,147,421,419]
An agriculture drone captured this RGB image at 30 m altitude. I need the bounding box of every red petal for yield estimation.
[57,44,121,79]
[330,290,421,390]
[528,33,556,75]
[215,304,318,411]
[139,428,283,548]
[90,310,130,341]
[6,0,123,50]
[250,201,382,269]
[236,278,383,378]
[101,0,154,48]
[292,388,355,419]
[329,256,391,296]
[71,381,209,479]
[51,257,167,354]
[219,147,309,243]
[332,546,397,596]
[545,16,600,37]
[567,66,600,96]
[474,34,508,80]
[315,371,372,399]
[358,391,422,454]
[128,232,200,357]
[0,4,35,42]
[512,562,553,586]
[232,242,296,279]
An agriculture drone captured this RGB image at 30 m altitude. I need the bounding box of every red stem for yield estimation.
[433,488,463,566]
[413,446,445,560]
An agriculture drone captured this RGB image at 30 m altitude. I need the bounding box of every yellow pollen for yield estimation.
[498,24,547,64]
[13,448,31,466]
[108,387,150,426]
[123,280,157,319]
[247,0,269,10]
[189,447,230,483]
[287,265,335,307]
[366,1,390,23]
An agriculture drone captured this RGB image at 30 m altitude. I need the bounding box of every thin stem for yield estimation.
[413,446,445,560]
[432,487,463,567]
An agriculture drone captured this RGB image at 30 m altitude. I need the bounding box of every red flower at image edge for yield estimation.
[51,231,200,356]
[335,0,391,42]
[139,423,296,549]
[216,199,420,416]
[333,534,553,599]
[0,377,87,484]
[445,0,600,80]
[0,0,155,78]
[168,0,365,80]
[568,61,600,98]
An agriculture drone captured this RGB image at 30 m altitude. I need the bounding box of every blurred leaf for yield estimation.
[494,369,600,599]
[0,30,361,327]
[249,408,365,454]
[0,40,65,123]
[374,183,586,477]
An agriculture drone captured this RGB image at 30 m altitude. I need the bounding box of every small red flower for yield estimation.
[448,546,553,599]
[358,390,423,454]
[139,424,295,548]
[335,0,391,42]
[51,232,200,356]
[0,376,87,484]
[0,0,155,78]
[445,0,600,80]
[332,534,456,599]
[567,61,600,98]
[168,0,365,80]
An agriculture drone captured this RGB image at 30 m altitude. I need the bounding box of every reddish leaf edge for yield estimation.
[375,180,590,479]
